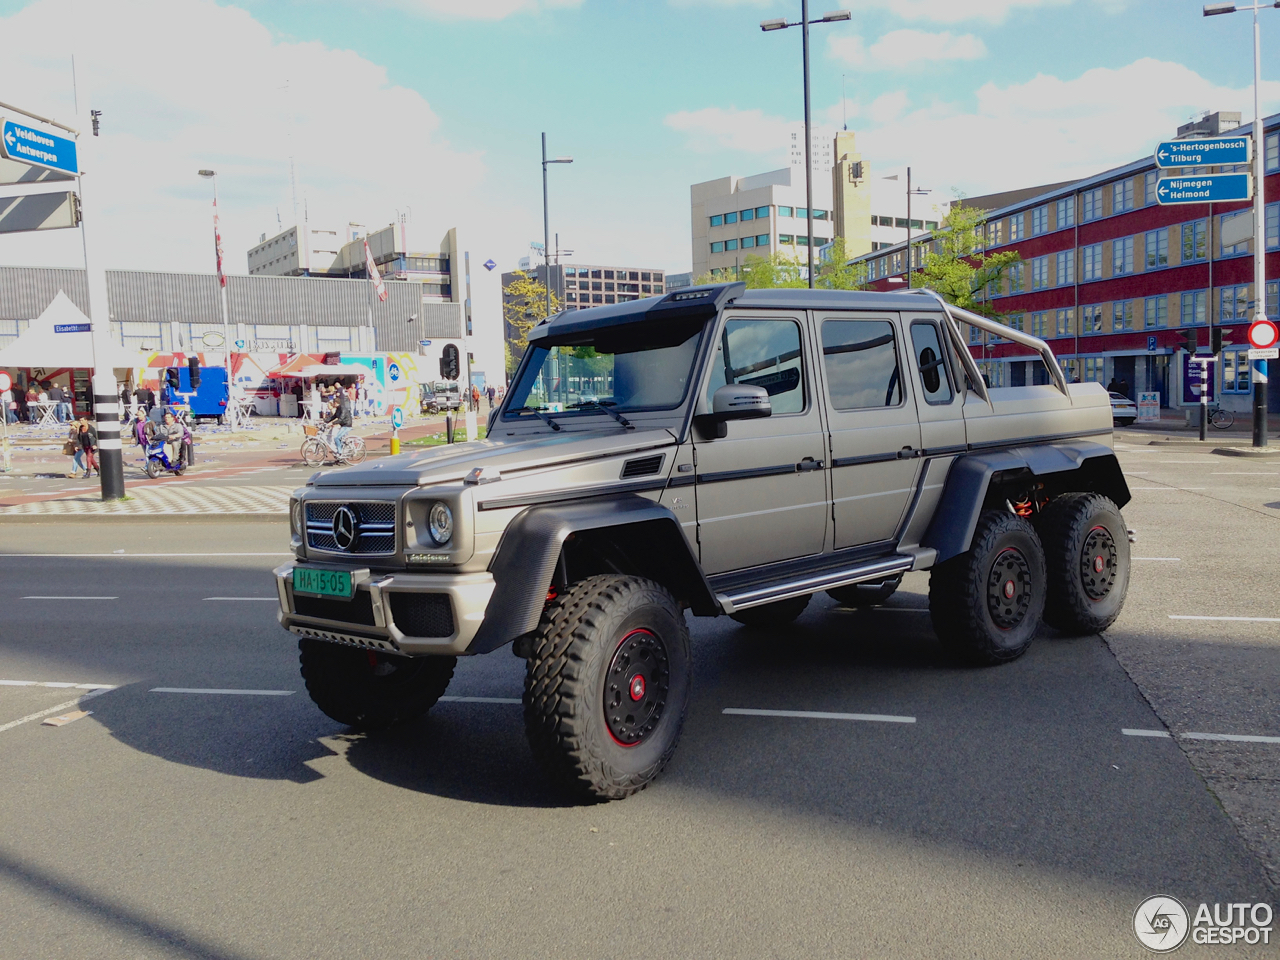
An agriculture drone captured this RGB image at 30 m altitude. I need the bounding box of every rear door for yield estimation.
[692,311,829,574]
[813,311,922,550]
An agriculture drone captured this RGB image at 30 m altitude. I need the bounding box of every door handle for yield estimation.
[796,457,825,472]
[896,446,918,459]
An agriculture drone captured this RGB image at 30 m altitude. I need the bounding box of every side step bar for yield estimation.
[716,554,915,614]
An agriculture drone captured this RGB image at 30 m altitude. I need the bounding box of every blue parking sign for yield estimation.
[1147,335,1157,351]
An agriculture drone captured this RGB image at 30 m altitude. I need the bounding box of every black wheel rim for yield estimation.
[603,628,670,747]
[986,547,1033,630]
[1080,525,1118,602]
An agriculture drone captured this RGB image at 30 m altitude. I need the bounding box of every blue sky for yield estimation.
[0,0,1277,279]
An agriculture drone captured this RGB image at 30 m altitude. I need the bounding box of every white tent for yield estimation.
[0,290,143,370]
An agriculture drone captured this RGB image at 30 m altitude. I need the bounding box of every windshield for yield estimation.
[505,322,704,417]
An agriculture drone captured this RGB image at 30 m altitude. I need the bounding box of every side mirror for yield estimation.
[698,384,772,438]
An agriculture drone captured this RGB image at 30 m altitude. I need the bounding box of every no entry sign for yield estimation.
[1247,318,1279,350]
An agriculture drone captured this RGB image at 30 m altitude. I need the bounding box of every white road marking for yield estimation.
[0,680,115,689]
[149,688,295,696]
[1123,728,1172,738]
[0,553,292,559]
[22,596,117,600]
[1211,472,1276,476]
[1183,732,1280,744]
[1128,487,1206,491]
[203,597,277,601]
[1133,557,1181,561]
[723,707,916,724]
[438,696,522,704]
[1158,460,1218,463]
[0,686,117,734]
[1169,615,1280,623]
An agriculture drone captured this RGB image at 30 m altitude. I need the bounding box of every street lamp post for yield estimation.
[197,169,235,431]
[762,6,850,289]
[1204,0,1277,446]
[541,133,573,318]
[906,167,931,287]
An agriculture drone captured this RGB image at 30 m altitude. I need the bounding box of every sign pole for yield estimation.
[1251,3,1269,447]
[73,67,125,500]
[1200,360,1209,441]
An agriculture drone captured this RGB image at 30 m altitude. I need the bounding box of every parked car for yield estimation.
[1109,391,1137,426]
[420,381,462,415]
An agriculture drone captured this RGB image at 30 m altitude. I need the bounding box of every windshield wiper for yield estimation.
[510,405,561,431]
[568,399,633,429]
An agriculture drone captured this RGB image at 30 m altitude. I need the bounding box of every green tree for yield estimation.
[913,203,1020,317]
[502,270,559,365]
[812,236,866,291]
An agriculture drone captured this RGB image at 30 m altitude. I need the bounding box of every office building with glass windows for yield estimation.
[855,110,1280,413]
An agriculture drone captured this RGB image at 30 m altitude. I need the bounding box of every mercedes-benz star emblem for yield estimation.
[332,506,359,551]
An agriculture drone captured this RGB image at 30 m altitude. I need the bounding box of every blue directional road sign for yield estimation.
[391,406,404,429]
[1156,173,1252,205]
[483,259,496,271]
[1154,136,1250,168]
[0,118,78,177]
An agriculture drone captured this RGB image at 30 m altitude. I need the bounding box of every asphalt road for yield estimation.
[0,436,1277,959]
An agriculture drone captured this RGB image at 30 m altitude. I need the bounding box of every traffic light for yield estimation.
[188,356,201,387]
[440,343,460,381]
[166,367,180,389]
[1177,329,1199,354]
[1211,328,1232,354]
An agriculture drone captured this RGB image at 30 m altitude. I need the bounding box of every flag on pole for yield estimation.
[213,201,226,289]
[364,239,387,302]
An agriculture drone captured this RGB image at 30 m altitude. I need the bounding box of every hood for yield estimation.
[311,426,676,487]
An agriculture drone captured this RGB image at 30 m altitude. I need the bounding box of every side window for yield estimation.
[821,319,902,410]
[705,318,805,414]
[910,321,954,404]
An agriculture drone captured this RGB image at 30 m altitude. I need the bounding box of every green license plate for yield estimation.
[293,567,354,599]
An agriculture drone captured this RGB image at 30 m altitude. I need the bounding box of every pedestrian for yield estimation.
[1106,376,1121,394]
[24,383,39,423]
[145,384,156,412]
[291,381,304,418]
[133,382,149,416]
[486,384,496,410]
[1,385,16,425]
[120,384,131,422]
[471,383,480,411]
[69,417,97,477]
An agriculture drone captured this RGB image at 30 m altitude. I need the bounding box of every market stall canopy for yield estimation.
[265,354,370,379]
[265,353,326,378]
[0,291,144,369]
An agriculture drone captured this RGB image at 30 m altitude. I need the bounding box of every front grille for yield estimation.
[388,593,455,638]
[294,590,378,626]
[305,501,396,555]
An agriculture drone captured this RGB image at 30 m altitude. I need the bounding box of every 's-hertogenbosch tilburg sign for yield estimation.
[1154,136,1251,168]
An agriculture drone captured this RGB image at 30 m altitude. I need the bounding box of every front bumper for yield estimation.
[274,561,496,656]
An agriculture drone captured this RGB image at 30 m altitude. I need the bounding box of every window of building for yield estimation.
[1082,304,1104,333]
[591,270,602,278]
[1113,299,1135,331]
[1056,308,1074,337]
[969,323,983,345]
[925,220,939,230]
[600,270,612,279]
[1074,356,1106,385]
[1221,210,1251,257]
[814,210,829,220]
[1008,314,1025,333]
[1144,295,1168,329]
[1269,280,1279,319]
[741,208,754,221]
[1220,283,1251,321]
[725,239,739,251]
[1146,228,1169,268]
[756,206,770,218]
[641,272,651,281]
[987,220,1005,246]
[565,281,576,290]
[778,206,794,217]
[1182,219,1208,262]
[1112,235,1135,275]
[1031,206,1048,236]
[1056,196,1076,229]
[710,318,806,414]
[1030,311,1049,338]
[757,234,770,246]
[1181,289,1207,325]
[1222,350,1252,393]
[592,294,603,303]
[724,212,738,224]
[1007,262,1025,293]
[1082,243,1103,281]
[976,361,1005,388]
[1144,170,1159,206]
[1082,188,1104,222]
[821,318,902,410]
[797,235,810,246]
[1009,215,1024,242]
[592,281,602,291]
[1055,249,1075,286]
[741,236,755,249]
[565,293,577,302]
[604,282,615,292]
[1267,130,1279,173]
[1113,178,1134,213]
[711,241,724,254]
[1267,201,1279,250]
[779,234,794,244]
[628,271,639,281]
[710,215,722,227]
[603,295,614,304]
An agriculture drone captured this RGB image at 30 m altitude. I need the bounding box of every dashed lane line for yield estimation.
[0,686,118,734]
[1124,728,1280,744]
[0,680,116,689]
[1169,615,1280,623]
[149,688,295,696]
[22,596,117,600]
[1133,557,1182,561]
[203,597,277,601]
[724,708,916,724]
[439,696,522,704]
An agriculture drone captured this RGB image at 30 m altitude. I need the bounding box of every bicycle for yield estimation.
[1201,403,1234,430]
[301,424,367,466]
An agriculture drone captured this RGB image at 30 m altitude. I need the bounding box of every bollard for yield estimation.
[390,425,400,456]
[445,413,453,444]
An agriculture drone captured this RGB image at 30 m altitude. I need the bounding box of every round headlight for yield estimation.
[428,501,453,545]
[290,499,304,536]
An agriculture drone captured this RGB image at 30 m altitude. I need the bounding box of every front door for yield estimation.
[814,312,922,550]
[693,312,829,574]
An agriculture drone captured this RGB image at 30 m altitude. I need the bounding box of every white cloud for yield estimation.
[390,0,583,19]
[848,57,1280,201]
[868,91,911,123]
[829,29,987,70]
[663,106,795,154]
[866,0,1074,24]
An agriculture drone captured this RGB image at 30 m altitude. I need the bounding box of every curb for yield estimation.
[1211,446,1280,458]
[1145,438,1253,446]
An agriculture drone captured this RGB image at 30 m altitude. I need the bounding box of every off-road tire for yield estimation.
[929,510,1046,665]
[827,575,902,608]
[729,594,811,628]
[1036,493,1129,636]
[523,575,691,802]
[298,638,455,732]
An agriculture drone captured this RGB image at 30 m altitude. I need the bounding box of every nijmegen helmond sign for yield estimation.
[1156,173,1252,205]
[1154,136,1251,168]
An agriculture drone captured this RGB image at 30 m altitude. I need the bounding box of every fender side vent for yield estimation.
[621,454,664,479]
